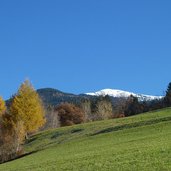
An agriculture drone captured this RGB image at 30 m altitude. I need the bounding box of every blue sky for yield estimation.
[0,0,171,99]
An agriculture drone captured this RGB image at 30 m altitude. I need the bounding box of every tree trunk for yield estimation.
[25,133,28,140]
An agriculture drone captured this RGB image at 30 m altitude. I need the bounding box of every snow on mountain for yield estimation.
[86,89,163,101]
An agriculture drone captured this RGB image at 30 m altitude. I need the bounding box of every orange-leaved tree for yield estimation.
[10,80,46,137]
[55,103,85,126]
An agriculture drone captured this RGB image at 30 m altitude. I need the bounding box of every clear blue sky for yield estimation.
[0,0,171,99]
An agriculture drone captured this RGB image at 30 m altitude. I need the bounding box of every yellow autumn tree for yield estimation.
[10,80,46,136]
[0,96,6,116]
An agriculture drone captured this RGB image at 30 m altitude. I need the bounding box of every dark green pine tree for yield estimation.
[124,95,144,116]
[164,82,171,107]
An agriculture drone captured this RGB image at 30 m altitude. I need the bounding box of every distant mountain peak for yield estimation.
[86,89,163,101]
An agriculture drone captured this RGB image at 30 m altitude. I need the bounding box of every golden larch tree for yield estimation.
[10,80,46,135]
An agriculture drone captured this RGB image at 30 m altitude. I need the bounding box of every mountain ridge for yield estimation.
[85,89,163,101]
[35,88,163,108]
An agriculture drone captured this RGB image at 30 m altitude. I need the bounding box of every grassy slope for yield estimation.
[0,108,171,171]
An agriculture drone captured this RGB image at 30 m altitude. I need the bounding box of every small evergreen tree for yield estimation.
[10,80,46,136]
[124,95,144,116]
[164,82,171,107]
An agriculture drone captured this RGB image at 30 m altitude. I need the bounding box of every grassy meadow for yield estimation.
[0,108,171,171]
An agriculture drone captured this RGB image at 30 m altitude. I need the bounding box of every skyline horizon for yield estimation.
[2,81,167,100]
[37,86,165,96]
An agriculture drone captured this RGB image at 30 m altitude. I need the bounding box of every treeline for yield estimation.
[124,82,171,116]
[44,82,171,130]
[43,95,114,129]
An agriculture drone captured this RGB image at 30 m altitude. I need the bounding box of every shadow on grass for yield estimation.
[71,128,84,134]
[51,132,64,139]
[25,137,38,144]
[92,116,171,136]
[1,150,39,164]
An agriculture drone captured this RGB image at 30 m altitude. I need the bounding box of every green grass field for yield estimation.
[0,108,171,171]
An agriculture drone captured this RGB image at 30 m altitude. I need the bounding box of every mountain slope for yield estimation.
[1,108,171,171]
[86,89,163,101]
[37,88,85,106]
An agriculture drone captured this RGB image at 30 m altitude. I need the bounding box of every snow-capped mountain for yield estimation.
[86,89,163,101]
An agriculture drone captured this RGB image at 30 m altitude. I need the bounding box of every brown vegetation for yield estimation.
[55,103,85,126]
